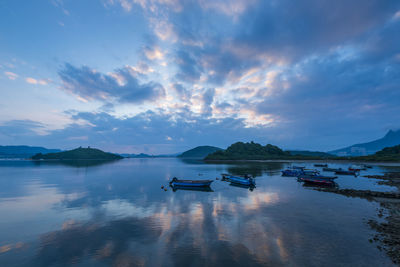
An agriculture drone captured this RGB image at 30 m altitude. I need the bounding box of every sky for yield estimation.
[0,0,400,154]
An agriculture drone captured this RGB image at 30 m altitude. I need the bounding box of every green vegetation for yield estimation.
[204,141,400,162]
[31,147,123,160]
[288,150,334,158]
[204,142,291,160]
[350,144,400,162]
[178,146,222,158]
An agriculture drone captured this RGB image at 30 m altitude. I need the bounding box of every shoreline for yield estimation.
[204,159,400,165]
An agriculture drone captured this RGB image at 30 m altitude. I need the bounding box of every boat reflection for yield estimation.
[170,185,214,192]
[229,182,256,191]
[31,159,120,168]
[206,161,284,178]
[301,182,338,189]
[0,158,395,266]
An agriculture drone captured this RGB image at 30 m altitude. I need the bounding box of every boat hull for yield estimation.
[314,164,328,167]
[169,178,213,187]
[223,175,256,186]
[303,170,320,175]
[298,174,337,181]
[281,170,302,177]
[299,177,336,186]
[335,170,357,176]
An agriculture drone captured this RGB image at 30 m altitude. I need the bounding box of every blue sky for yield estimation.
[1,0,400,154]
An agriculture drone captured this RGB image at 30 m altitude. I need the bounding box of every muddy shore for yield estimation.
[314,172,400,265]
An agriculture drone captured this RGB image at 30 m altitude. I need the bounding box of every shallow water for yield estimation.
[0,159,398,266]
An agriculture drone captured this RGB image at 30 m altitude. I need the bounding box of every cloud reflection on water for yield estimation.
[0,159,395,266]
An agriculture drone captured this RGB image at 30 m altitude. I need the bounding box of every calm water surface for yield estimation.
[0,159,399,266]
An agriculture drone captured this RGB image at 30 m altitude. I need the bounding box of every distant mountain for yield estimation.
[178,146,222,158]
[330,129,400,156]
[287,150,334,158]
[31,147,123,160]
[205,142,290,160]
[0,145,61,159]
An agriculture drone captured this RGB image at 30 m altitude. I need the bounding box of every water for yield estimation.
[0,159,398,266]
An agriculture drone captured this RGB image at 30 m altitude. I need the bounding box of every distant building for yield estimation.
[350,146,367,156]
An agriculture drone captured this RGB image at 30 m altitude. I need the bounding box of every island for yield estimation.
[204,141,400,162]
[178,146,222,158]
[31,147,123,160]
[204,142,293,160]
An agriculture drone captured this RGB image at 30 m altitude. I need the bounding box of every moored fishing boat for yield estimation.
[281,169,303,177]
[169,177,213,187]
[302,169,320,175]
[298,174,337,181]
[298,176,336,186]
[314,164,328,167]
[221,174,256,186]
[335,169,358,176]
[348,165,366,171]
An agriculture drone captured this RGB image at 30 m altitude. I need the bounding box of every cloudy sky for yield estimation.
[0,0,399,154]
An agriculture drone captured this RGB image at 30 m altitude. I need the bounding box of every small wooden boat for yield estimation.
[335,170,358,176]
[281,169,303,177]
[298,176,336,186]
[298,174,337,181]
[302,169,320,175]
[221,174,255,186]
[348,165,366,171]
[169,177,213,187]
[314,164,328,167]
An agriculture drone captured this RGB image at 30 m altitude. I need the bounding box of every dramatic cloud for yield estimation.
[1,0,400,152]
[233,0,399,61]
[58,63,165,104]
[0,109,275,153]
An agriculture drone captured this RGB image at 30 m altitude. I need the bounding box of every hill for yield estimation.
[330,129,400,156]
[178,146,222,158]
[287,150,334,158]
[0,145,61,159]
[31,147,123,160]
[204,142,290,160]
[353,144,400,162]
